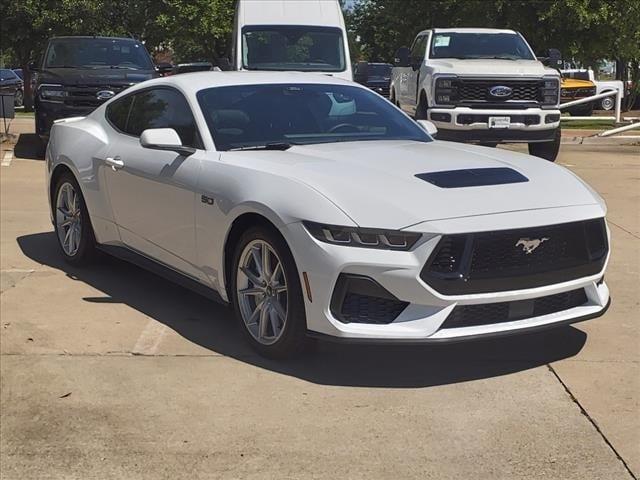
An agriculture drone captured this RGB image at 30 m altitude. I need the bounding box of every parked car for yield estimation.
[0,68,24,107]
[230,0,352,80]
[391,28,562,161]
[30,36,170,141]
[560,76,597,116]
[561,68,624,111]
[354,62,392,97]
[46,71,610,357]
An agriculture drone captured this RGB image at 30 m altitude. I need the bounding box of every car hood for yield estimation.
[38,67,156,86]
[561,78,596,88]
[225,140,602,230]
[428,59,556,77]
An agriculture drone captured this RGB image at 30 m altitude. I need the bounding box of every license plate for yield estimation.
[489,116,510,129]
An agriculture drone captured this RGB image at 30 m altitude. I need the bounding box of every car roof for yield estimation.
[124,71,361,96]
[49,36,140,41]
[419,28,517,35]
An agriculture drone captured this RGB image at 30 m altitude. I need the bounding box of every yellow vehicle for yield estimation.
[560,76,597,116]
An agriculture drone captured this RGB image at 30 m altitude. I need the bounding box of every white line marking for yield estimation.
[1,151,13,167]
[132,320,169,355]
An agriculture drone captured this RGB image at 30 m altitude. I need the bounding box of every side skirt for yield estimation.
[97,244,228,306]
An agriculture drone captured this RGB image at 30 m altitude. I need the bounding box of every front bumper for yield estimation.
[283,210,610,343]
[429,107,561,143]
[35,100,94,138]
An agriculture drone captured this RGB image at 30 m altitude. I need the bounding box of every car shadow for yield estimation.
[14,133,44,160]
[17,231,588,388]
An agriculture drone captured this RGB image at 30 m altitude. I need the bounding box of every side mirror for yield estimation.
[354,61,369,83]
[155,62,173,75]
[140,128,195,156]
[538,48,562,69]
[28,61,39,72]
[417,119,438,136]
[216,58,232,71]
[394,47,411,68]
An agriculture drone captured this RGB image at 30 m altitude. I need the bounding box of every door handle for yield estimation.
[105,156,124,171]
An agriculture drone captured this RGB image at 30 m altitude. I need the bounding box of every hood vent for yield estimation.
[415,167,528,188]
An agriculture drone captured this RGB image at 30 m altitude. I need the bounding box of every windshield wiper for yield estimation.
[228,142,293,151]
[109,66,139,70]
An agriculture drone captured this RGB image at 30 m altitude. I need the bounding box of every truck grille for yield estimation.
[455,78,544,104]
[367,84,390,97]
[63,84,129,109]
[421,219,608,295]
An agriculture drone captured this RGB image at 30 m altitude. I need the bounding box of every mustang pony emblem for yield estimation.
[516,237,549,254]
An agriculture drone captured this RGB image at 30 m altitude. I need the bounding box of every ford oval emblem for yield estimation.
[489,86,513,98]
[96,90,115,100]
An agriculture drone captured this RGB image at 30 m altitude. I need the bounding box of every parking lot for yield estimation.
[0,118,638,479]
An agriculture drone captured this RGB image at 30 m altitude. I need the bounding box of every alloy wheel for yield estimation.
[55,182,82,256]
[236,239,288,345]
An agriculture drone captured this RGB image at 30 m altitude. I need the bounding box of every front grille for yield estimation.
[442,288,588,329]
[457,114,540,125]
[367,84,390,97]
[421,219,608,295]
[63,84,129,108]
[455,78,543,104]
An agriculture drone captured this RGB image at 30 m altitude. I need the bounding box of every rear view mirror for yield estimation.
[140,128,195,156]
[417,120,438,136]
[394,47,411,68]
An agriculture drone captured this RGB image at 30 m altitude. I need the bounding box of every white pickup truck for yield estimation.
[390,28,562,161]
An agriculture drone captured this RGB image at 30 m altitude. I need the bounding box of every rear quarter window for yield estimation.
[106,96,133,132]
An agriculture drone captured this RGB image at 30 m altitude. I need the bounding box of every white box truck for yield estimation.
[230,0,352,81]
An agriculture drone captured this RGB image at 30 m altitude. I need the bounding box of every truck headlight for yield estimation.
[541,77,559,106]
[303,221,422,251]
[434,76,458,106]
[39,84,66,103]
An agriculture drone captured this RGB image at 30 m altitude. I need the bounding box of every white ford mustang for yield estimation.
[46,72,610,357]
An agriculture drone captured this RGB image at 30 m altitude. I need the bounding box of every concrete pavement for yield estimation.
[1,118,638,479]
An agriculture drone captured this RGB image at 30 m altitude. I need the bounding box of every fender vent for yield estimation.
[416,168,528,188]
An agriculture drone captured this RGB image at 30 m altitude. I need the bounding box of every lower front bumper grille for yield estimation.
[330,274,408,324]
[442,288,588,329]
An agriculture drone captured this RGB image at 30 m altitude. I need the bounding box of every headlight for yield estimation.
[541,77,560,106]
[434,76,458,106]
[39,84,66,102]
[303,221,421,251]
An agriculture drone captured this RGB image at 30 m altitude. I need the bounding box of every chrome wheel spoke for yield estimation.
[240,266,263,288]
[56,182,82,256]
[236,239,288,346]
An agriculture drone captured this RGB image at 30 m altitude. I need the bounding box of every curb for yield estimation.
[561,136,640,145]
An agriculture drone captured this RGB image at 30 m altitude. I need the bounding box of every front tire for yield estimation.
[415,93,429,120]
[53,172,96,265]
[528,127,561,162]
[568,102,594,117]
[231,226,308,358]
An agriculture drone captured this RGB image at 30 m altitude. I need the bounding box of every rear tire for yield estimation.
[231,225,308,358]
[528,127,561,162]
[53,172,97,265]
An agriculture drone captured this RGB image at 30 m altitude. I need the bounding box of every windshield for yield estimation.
[44,38,154,70]
[368,64,392,77]
[197,83,431,151]
[242,26,346,72]
[430,33,535,60]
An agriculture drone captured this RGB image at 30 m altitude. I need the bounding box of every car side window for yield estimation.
[126,88,201,148]
[105,95,134,133]
[410,35,426,64]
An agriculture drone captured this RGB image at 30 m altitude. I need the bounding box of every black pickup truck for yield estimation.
[31,36,168,141]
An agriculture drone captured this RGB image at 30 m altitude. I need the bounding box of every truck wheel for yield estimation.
[600,95,614,111]
[568,103,594,117]
[528,128,561,162]
[415,95,429,120]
